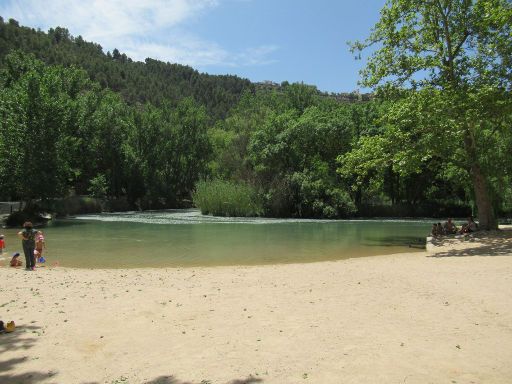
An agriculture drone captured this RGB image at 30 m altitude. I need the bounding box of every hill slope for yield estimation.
[0,17,254,120]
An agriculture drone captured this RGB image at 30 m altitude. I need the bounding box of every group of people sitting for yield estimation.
[431,217,478,237]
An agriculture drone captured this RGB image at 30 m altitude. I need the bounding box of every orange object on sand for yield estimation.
[5,321,15,333]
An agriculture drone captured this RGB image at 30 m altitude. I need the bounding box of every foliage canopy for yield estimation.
[344,0,512,229]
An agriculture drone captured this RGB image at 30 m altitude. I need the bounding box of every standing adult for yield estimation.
[17,221,38,271]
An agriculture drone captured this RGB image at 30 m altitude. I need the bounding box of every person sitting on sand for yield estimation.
[10,252,22,267]
[431,223,440,237]
[443,218,457,235]
[459,216,478,234]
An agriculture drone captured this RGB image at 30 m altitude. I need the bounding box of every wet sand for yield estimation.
[1,228,511,384]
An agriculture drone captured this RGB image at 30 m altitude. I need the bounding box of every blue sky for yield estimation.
[0,0,386,93]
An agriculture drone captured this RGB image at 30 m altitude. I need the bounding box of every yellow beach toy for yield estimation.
[4,321,15,333]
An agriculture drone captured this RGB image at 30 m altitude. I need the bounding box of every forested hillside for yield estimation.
[0,17,253,121]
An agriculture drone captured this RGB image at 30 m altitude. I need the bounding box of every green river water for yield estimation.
[0,209,431,268]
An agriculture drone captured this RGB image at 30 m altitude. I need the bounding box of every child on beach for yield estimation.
[35,232,46,263]
[10,252,22,267]
[0,234,5,254]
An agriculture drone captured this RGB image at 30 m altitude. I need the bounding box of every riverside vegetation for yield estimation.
[1,0,511,226]
[193,180,262,217]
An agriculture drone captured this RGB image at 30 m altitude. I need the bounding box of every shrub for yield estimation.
[5,210,33,227]
[88,174,108,198]
[193,180,262,217]
[48,196,103,217]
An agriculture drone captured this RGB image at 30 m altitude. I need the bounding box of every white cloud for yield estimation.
[0,0,277,67]
[3,0,218,38]
[234,45,279,66]
[123,37,278,67]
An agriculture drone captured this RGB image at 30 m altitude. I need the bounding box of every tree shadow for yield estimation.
[428,229,512,257]
[144,376,263,384]
[0,324,265,384]
[0,324,54,383]
[363,235,426,249]
[71,374,263,384]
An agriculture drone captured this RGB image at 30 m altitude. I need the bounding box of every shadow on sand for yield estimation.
[144,376,263,384]
[82,375,263,384]
[0,324,54,384]
[0,324,263,384]
[364,235,426,249]
[428,229,512,258]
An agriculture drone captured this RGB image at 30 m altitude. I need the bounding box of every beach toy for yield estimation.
[5,321,15,333]
[38,256,46,263]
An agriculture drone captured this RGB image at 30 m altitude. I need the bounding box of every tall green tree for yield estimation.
[349,0,512,229]
[124,98,210,207]
[0,51,81,204]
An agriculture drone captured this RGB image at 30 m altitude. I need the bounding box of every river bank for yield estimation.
[1,229,511,384]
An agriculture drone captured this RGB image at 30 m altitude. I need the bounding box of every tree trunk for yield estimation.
[464,133,497,230]
[469,161,497,230]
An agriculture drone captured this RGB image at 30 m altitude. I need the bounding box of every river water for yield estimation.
[0,209,431,268]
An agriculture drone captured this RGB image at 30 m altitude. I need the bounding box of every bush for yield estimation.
[355,202,472,218]
[48,196,103,217]
[5,210,33,227]
[104,197,131,212]
[4,205,53,227]
[88,174,108,198]
[328,188,357,217]
[268,171,356,218]
[193,180,262,217]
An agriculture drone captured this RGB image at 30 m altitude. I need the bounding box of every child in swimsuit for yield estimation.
[10,252,22,267]
[35,232,46,263]
[0,234,5,254]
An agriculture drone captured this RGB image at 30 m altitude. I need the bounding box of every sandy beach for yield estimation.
[1,229,511,384]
